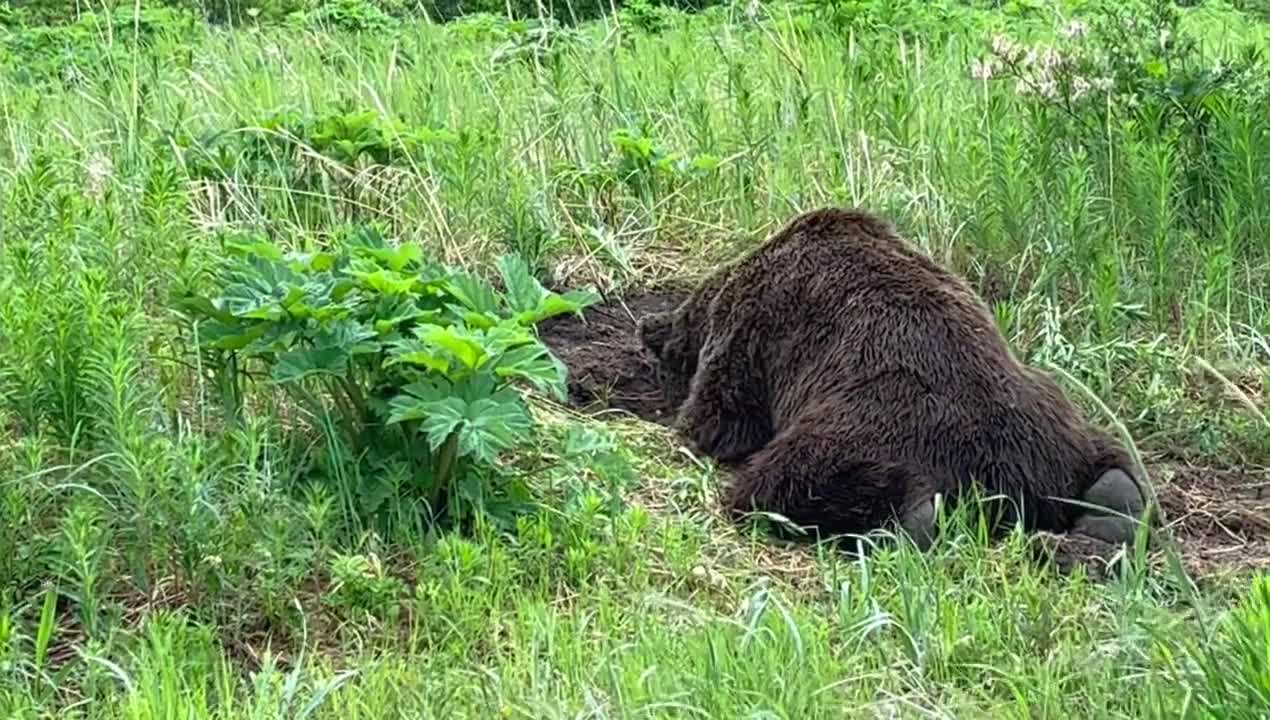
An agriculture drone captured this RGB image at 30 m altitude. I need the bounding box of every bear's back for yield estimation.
[732,209,1106,507]
[726,208,1021,405]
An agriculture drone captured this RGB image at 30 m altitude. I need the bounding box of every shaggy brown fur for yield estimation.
[638,208,1147,546]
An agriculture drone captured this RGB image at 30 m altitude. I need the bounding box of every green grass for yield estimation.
[1,0,1269,716]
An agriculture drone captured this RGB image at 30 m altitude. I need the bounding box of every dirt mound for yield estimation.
[542,290,1270,579]
[540,289,689,425]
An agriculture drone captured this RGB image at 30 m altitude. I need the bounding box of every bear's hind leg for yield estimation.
[722,427,932,548]
[1070,468,1147,545]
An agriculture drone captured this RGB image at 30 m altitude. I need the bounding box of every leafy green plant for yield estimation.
[325,551,406,616]
[287,0,399,32]
[0,6,198,86]
[177,107,480,228]
[977,1,1269,229]
[611,124,720,206]
[181,108,451,180]
[173,225,598,527]
[619,0,678,34]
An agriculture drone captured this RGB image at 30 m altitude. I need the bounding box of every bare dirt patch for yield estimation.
[540,288,689,425]
[542,291,1270,579]
[1155,463,1270,578]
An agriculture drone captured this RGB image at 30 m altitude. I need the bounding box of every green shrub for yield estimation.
[0,6,198,85]
[286,0,401,31]
[173,225,599,528]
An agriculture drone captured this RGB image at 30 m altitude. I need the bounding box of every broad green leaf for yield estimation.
[561,288,601,310]
[354,269,417,296]
[516,289,600,325]
[422,325,487,370]
[339,223,388,249]
[314,320,379,356]
[492,344,567,400]
[387,384,533,463]
[226,240,285,262]
[454,307,498,330]
[420,404,466,452]
[400,379,452,403]
[359,474,395,516]
[387,339,451,375]
[277,284,310,317]
[172,294,235,323]
[459,389,533,463]
[330,277,359,303]
[335,139,359,161]
[496,254,545,314]
[481,322,537,355]
[307,252,337,272]
[391,395,465,449]
[272,346,349,383]
[457,472,484,506]
[243,320,303,354]
[361,243,424,273]
[444,271,501,315]
[373,299,434,334]
[387,394,440,425]
[195,319,269,351]
[221,282,285,321]
[451,372,498,403]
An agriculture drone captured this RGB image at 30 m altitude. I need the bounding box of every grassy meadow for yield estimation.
[0,0,1268,716]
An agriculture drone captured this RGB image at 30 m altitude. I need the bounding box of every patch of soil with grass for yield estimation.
[1155,463,1270,578]
[540,288,689,426]
[542,291,1270,579]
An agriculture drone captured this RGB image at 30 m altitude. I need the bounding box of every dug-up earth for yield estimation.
[539,291,1270,582]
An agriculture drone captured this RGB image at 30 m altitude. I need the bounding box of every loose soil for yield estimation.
[541,290,1270,579]
[540,288,689,425]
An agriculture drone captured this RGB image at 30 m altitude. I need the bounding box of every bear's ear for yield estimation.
[637,312,673,358]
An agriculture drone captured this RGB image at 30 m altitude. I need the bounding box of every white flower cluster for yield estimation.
[972,31,1112,103]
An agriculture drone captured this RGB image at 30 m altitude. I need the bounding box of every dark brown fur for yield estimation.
[638,208,1143,543]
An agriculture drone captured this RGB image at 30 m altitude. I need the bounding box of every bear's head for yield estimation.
[637,305,702,411]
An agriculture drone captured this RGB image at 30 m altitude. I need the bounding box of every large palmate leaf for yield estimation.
[358,243,423,272]
[419,325,488,370]
[270,319,378,383]
[455,391,533,463]
[192,318,270,351]
[514,289,601,326]
[445,270,501,316]
[272,346,350,383]
[171,294,236,324]
[386,338,451,375]
[312,319,380,356]
[220,281,287,321]
[242,319,304,354]
[351,268,419,296]
[496,254,599,324]
[496,254,545,314]
[387,385,531,464]
[492,344,567,400]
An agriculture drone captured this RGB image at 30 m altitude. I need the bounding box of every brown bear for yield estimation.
[637,207,1147,549]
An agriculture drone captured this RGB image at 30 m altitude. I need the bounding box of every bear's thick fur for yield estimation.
[638,208,1147,547]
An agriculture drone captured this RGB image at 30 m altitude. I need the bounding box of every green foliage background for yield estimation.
[0,0,1268,715]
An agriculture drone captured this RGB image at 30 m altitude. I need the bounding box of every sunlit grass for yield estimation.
[0,1,1267,716]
